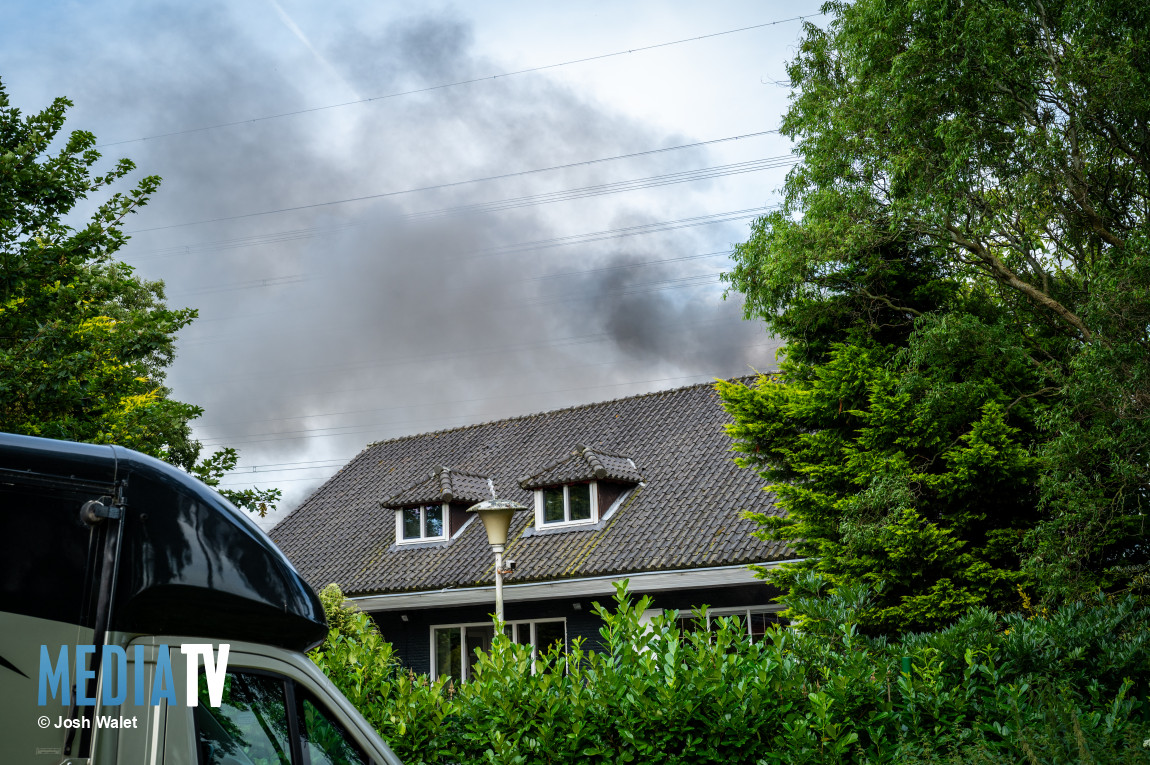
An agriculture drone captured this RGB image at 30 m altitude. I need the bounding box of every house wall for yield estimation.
[369,582,780,675]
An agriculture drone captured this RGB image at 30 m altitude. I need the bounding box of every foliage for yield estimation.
[0,77,277,514]
[314,583,1150,764]
[716,247,1055,631]
[308,585,402,718]
[721,0,1150,610]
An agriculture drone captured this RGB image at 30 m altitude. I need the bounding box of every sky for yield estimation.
[1,0,825,526]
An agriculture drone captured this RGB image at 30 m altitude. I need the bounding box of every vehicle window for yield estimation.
[298,689,368,765]
[195,672,292,765]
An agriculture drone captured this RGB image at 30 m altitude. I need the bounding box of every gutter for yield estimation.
[348,558,806,612]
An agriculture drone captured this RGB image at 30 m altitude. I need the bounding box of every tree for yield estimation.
[720,237,1060,632]
[0,78,279,515]
[722,0,1150,621]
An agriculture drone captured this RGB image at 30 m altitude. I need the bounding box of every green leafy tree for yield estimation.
[719,240,1057,632]
[0,78,278,515]
[722,0,1150,618]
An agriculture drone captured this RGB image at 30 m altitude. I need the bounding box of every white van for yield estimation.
[0,432,403,765]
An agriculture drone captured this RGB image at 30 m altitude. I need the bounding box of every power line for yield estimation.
[223,457,351,472]
[158,163,784,301]
[478,206,775,254]
[96,13,820,149]
[193,315,751,435]
[403,156,796,220]
[164,208,771,330]
[179,269,733,387]
[169,248,734,302]
[524,249,732,282]
[211,361,776,461]
[195,315,772,439]
[126,132,784,234]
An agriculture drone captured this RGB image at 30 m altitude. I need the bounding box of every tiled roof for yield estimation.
[382,467,494,507]
[519,445,643,489]
[270,379,792,598]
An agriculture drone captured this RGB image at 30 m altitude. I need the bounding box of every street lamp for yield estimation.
[466,498,524,622]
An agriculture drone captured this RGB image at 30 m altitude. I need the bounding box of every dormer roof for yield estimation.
[381,466,494,509]
[518,445,642,489]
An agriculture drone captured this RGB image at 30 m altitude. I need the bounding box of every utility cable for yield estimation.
[209,358,777,455]
[126,132,783,234]
[191,313,750,431]
[97,13,820,148]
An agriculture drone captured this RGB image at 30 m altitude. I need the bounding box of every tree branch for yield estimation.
[945,225,1093,342]
[857,288,922,317]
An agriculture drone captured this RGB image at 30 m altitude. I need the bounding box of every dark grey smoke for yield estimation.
[1,1,785,523]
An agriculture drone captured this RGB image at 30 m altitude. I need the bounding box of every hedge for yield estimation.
[309,583,1150,764]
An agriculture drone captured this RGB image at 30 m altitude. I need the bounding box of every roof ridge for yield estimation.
[581,446,632,460]
[433,465,490,479]
[272,375,757,531]
[517,447,584,486]
[364,376,751,451]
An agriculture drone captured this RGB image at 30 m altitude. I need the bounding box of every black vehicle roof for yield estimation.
[0,433,326,652]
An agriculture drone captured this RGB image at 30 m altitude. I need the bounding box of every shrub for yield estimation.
[312,583,1150,764]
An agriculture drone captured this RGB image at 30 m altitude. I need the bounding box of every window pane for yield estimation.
[677,615,704,634]
[195,672,291,765]
[424,504,444,537]
[300,691,368,765]
[543,488,565,523]
[568,483,592,521]
[465,624,495,681]
[534,621,565,674]
[749,610,784,640]
[402,508,421,539]
[534,621,565,655]
[435,627,462,685]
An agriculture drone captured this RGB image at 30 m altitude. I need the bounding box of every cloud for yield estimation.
[2,1,781,523]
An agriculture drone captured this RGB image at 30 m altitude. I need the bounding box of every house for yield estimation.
[270,379,796,682]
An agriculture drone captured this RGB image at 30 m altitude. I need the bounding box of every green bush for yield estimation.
[312,583,1150,764]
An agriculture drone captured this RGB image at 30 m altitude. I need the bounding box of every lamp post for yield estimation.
[466,498,524,622]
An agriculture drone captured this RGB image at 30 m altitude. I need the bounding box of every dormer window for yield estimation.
[520,445,642,531]
[399,503,447,542]
[538,481,598,527]
[382,466,496,546]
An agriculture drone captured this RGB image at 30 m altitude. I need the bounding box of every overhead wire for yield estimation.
[179,268,737,384]
[96,13,820,149]
[193,314,752,434]
[402,156,796,219]
[126,131,786,235]
[210,357,777,459]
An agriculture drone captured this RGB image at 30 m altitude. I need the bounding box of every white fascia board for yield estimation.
[349,559,805,612]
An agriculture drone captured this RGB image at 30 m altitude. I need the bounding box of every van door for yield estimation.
[148,638,401,765]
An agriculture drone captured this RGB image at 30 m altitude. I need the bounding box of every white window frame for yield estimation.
[640,605,785,638]
[394,502,449,544]
[534,481,598,528]
[430,618,567,681]
[702,606,785,636]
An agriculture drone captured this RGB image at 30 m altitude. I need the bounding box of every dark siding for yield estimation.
[448,503,469,537]
[637,583,780,614]
[370,582,781,674]
[597,481,627,517]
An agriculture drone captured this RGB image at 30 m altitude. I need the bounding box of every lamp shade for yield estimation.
[466,498,524,547]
